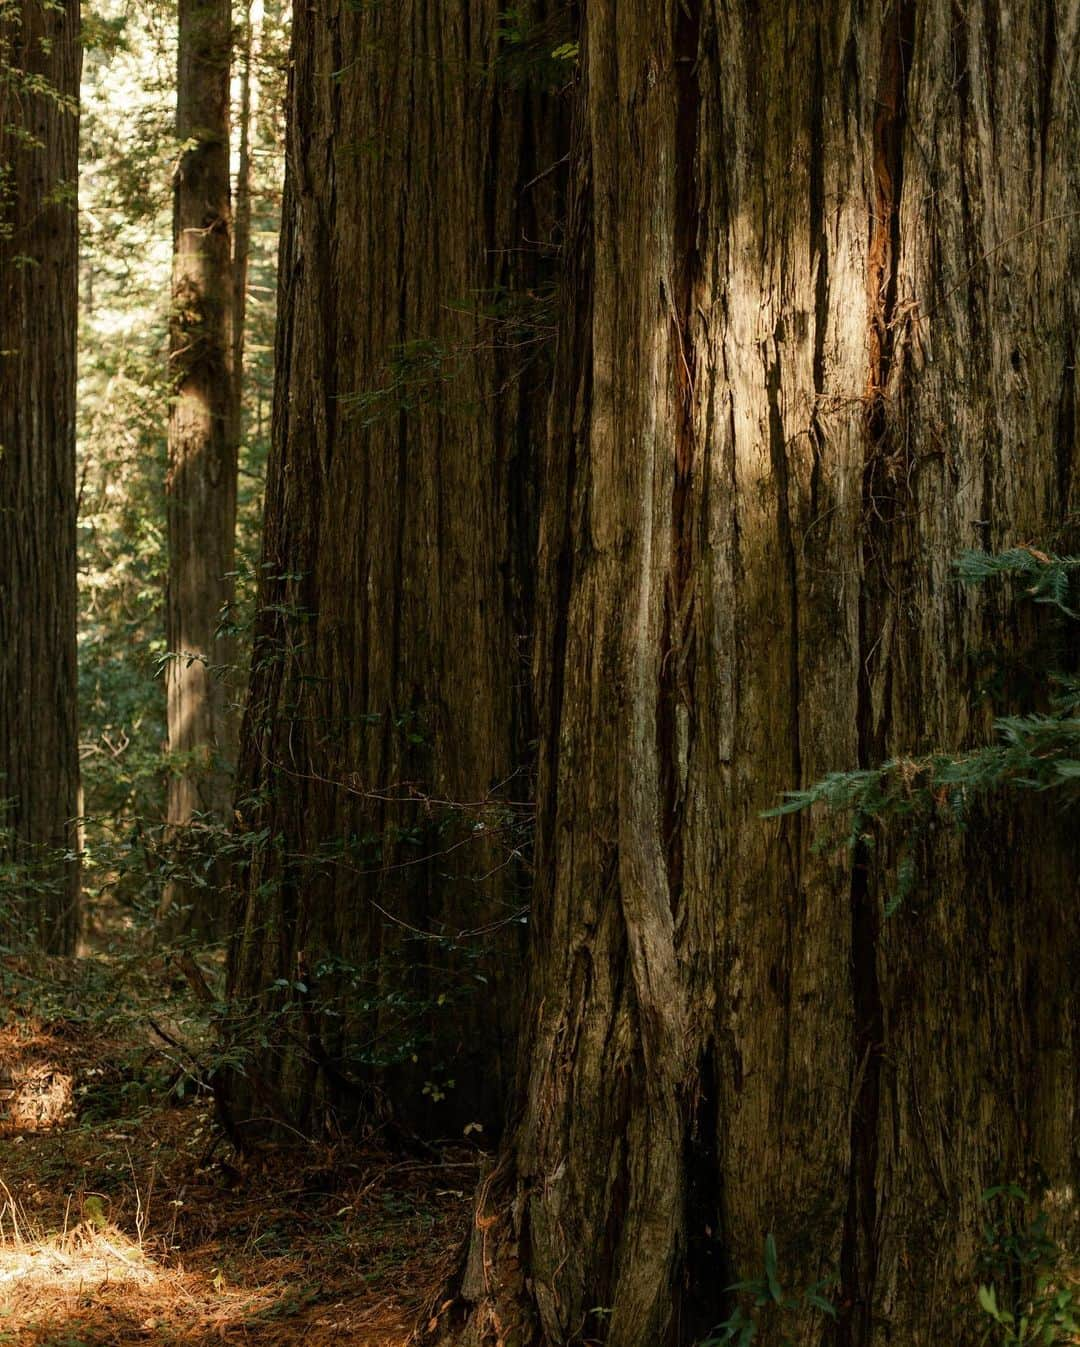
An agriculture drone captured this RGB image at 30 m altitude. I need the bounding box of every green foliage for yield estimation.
[76,0,285,913]
[339,280,559,430]
[956,548,1080,617]
[764,547,1079,912]
[80,9,129,56]
[0,0,80,240]
[77,0,190,888]
[339,338,458,427]
[976,1186,1078,1345]
[495,4,578,89]
[701,1235,836,1347]
[0,816,78,947]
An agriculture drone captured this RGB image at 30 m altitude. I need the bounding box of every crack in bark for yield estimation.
[809,23,829,475]
[840,6,915,1342]
[658,0,702,924]
[866,3,913,417]
[680,1042,729,1343]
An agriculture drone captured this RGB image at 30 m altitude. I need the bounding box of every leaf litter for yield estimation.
[0,951,472,1347]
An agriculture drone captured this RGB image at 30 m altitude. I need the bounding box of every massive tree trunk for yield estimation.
[0,0,82,954]
[227,2,562,1136]
[449,4,1080,1346]
[164,0,235,926]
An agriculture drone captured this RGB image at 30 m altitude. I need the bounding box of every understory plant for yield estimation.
[765,547,1080,913]
[976,1185,1078,1345]
[701,1234,835,1346]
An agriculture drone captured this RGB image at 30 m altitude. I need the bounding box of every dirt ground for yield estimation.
[0,950,473,1346]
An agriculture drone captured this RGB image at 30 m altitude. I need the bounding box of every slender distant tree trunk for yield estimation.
[164,0,235,928]
[447,4,1080,1346]
[0,0,82,954]
[227,1,563,1137]
[229,0,253,455]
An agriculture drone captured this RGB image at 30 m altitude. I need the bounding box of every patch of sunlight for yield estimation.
[0,1188,159,1332]
[0,1184,283,1341]
[0,1221,156,1292]
[1043,1184,1077,1216]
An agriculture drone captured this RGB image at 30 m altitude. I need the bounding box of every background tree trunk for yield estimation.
[229,0,253,456]
[227,1,563,1137]
[164,0,236,930]
[450,4,1080,1346]
[0,0,82,954]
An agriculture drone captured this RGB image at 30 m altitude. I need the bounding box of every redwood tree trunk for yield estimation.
[227,2,562,1136]
[164,0,236,925]
[229,0,253,456]
[450,4,1080,1346]
[0,0,82,954]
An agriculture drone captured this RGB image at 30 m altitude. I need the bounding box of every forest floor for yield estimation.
[0,938,472,1346]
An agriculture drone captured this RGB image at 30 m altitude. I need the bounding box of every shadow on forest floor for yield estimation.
[0,952,473,1347]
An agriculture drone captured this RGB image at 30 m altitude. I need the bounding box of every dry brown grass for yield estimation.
[0,1206,282,1343]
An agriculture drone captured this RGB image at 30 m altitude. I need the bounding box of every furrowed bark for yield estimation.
[447,4,1080,1346]
[164,0,236,932]
[227,0,564,1137]
[0,0,82,953]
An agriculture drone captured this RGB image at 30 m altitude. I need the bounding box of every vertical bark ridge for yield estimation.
[659,0,702,920]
